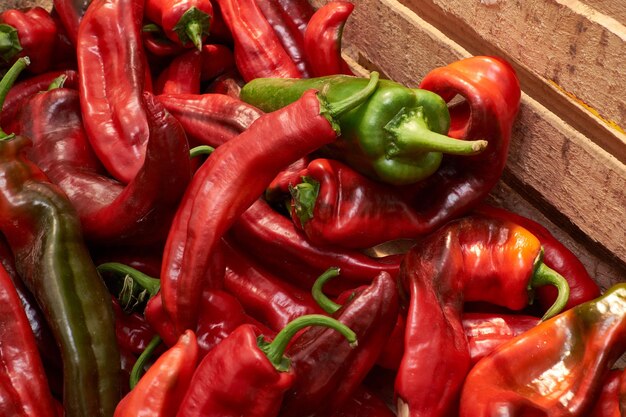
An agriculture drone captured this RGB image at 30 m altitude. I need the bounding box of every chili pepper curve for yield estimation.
[145,0,213,50]
[395,215,569,417]
[160,72,380,335]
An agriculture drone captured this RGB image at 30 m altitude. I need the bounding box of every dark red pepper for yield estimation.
[590,370,624,417]
[111,298,158,356]
[155,49,202,95]
[303,1,354,76]
[145,0,213,50]
[395,215,570,417]
[177,315,357,417]
[0,261,57,417]
[159,74,380,334]
[204,70,245,97]
[279,271,399,417]
[223,238,324,332]
[215,0,304,81]
[200,43,236,81]
[330,386,396,417]
[77,0,150,183]
[474,203,600,311]
[0,7,58,73]
[53,0,92,44]
[19,87,192,245]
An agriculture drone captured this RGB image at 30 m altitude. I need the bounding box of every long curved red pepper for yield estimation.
[395,215,570,417]
[474,203,600,310]
[145,0,213,50]
[19,88,192,245]
[160,75,380,334]
[0,262,57,417]
[303,1,354,76]
[53,0,92,44]
[215,0,304,81]
[155,49,202,95]
[77,0,150,183]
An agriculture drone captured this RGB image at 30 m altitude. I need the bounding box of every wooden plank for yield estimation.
[395,0,626,158]
[312,0,626,265]
[584,0,626,26]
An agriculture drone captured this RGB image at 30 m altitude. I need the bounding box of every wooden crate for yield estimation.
[309,0,626,291]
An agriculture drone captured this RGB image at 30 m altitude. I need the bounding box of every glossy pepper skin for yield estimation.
[0,7,57,74]
[160,74,380,335]
[230,198,403,295]
[19,88,192,245]
[395,215,570,417]
[114,330,198,417]
[145,0,213,50]
[460,283,626,417]
[242,74,489,186]
[176,315,357,417]
[0,262,57,417]
[215,0,304,81]
[53,0,92,44]
[589,370,624,417]
[77,0,150,183]
[303,1,354,76]
[0,58,120,417]
[474,203,600,311]
[155,49,202,95]
[223,238,324,332]
[280,271,399,417]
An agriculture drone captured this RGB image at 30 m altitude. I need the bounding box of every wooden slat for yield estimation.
[311,0,626,267]
[584,0,626,26]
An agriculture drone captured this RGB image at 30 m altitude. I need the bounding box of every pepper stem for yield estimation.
[97,262,161,296]
[311,267,342,314]
[129,335,162,389]
[0,56,29,140]
[384,106,488,158]
[47,74,68,91]
[189,145,214,158]
[289,176,320,228]
[320,71,379,132]
[173,7,211,51]
[258,314,357,372]
[0,24,22,63]
[531,262,570,320]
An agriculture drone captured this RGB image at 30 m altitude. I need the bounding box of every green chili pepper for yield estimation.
[241,75,487,185]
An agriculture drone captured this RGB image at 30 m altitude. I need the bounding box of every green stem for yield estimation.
[129,335,161,389]
[142,23,162,33]
[97,262,161,297]
[384,106,488,158]
[259,314,357,372]
[325,71,379,120]
[189,145,215,158]
[0,56,29,140]
[173,7,211,50]
[531,261,570,320]
[289,176,319,228]
[311,267,342,314]
[47,74,68,91]
[0,24,22,63]
[185,20,203,51]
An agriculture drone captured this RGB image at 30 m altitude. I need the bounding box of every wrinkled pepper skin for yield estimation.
[0,135,120,417]
[474,203,600,310]
[114,330,198,417]
[395,215,568,417]
[20,88,192,245]
[460,283,626,417]
[0,7,58,73]
[280,271,399,416]
[303,1,354,76]
[77,0,150,183]
[160,78,379,334]
[0,261,57,417]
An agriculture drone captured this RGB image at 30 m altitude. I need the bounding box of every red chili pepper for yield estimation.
[274,0,315,35]
[157,92,263,148]
[155,49,202,95]
[223,238,324,332]
[160,74,380,334]
[589,370,624,417]
[395,215,570,417]
[215,0,304,81]
[204,70,245,97]
[280,271,399,416]
[255,0,311,77]
[143,28,187,59]
[19,87,192,245]
[111,298,158,356]
[0,7,58,74]
[145,0,213,50]
[177,315,357,417]
[114,330,199,417]
[330,386,396,417]
[77,0,150,183]
[0,69,78,134]
[200,43,236,81]
[303,1,354,76]
[0,262,57,417]
[230,198,403,294]
[53,0,92,44]
[474,203,600,311]
[460,283,626,416]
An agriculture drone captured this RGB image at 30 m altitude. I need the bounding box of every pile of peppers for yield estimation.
[0,1,620,416]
